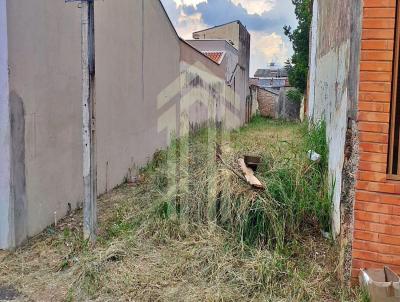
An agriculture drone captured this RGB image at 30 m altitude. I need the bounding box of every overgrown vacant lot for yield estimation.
[0,117,364,301]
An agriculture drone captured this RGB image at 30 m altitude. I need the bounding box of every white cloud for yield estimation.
[162,0,293,75]
[250,31,291,76]
[173,0,274,15]
[173,0,207,7]
[231,0,275,15]
[176,11,208,39]
[165,0,208,39]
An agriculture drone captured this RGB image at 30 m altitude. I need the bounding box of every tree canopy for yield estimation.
[284,0,312,93]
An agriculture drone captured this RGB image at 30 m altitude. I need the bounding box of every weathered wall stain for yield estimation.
[317,0,351,58]
[278,87,301,121]
[348,0,362,120]
[9,91,27,247]
[193,21,251,125]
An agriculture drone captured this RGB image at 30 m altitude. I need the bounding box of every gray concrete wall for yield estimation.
[184,39,245,126]
[308,0,362,236]
[252,85,300,121]
[1,0,243,249]
[193,22,251,126]
[185,39,239,83]
[250,87,258,117]
[180,41,226,133]
[95,0,181,193]
[239,23,251,119]
[6,0,83,245]
[194,22,240,50]
[180,41,243,130]
[278,87,301,121]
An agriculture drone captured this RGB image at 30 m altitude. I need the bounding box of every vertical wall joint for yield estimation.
[0,0,12,249]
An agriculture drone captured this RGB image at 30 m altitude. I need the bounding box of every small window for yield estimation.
[388,1,400,175]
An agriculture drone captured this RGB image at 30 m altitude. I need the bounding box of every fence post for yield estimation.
[80,0,97,242]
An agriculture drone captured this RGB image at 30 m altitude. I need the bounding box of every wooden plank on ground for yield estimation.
[238,158,264,189]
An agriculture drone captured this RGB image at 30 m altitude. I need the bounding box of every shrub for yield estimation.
[286,88,304,103]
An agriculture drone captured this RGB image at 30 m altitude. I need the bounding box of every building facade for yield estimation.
[254,63,289,90]
[250,76,300,121]
[250,84,279,118]
[193,21,251,125]
[308,0,400,282]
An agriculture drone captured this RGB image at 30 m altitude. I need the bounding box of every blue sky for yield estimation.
[160,0,297,76]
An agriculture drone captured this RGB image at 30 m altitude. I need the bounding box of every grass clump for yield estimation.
[150,117,332,250]
[228,120,331,250]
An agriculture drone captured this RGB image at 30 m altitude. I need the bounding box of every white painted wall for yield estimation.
[308,0,318,121]
[309,5,352,237]
[0,0,11,249]
[314,42,350,236]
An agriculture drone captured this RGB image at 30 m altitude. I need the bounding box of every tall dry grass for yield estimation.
[147,117,332,251]
[0,117,366,301]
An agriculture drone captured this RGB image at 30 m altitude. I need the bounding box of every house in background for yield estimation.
[185,39,239,86]
[253,63,289,91]
[192,21,251,125]
[250,79,278,118]
[250,63,300,121]
[308,0,400,284]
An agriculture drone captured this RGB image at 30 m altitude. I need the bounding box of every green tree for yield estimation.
[284,0,312,93]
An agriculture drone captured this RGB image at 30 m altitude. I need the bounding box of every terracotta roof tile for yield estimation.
[202,51,225,64]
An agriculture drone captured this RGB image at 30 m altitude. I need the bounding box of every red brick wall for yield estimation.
[257,88,278,118]
[352,0,400,279]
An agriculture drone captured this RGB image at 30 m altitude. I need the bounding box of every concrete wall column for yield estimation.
[0,0,12,249]
[308,0,318,121]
